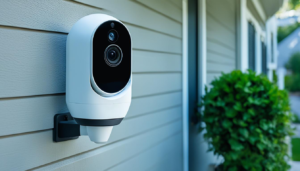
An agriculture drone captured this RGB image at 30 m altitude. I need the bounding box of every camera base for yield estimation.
[53,113,80,142]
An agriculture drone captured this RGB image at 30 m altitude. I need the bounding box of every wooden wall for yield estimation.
[206,0,237,84]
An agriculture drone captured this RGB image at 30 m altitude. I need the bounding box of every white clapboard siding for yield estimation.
[168,0,182,9]
[145,149,183,171]
[207,41,235,58]
[206,0,236,84]
[133,73,182,97]
[206,5,235,32]
[137,0,182,23]
[0,95,67,136]
[0,26,181,98]
[0,92,181,137]
[41,133,182,171]
[133,50,182,73]
[206,14,235,36]
[207,62,235,73]
[107,134,182,171]
[0,0,180,38]
[74,0,181,37]
[207,52,235,65]
[0,108,181,170]
[128,24,182,54]
[206,20,235,49]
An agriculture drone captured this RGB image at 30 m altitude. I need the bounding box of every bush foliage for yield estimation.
[285,52,300,92]
[198,70,294,171]
[285,52,300,74]
[277,22,300,43]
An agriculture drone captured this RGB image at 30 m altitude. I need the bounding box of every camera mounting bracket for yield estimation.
[53,113,80,142]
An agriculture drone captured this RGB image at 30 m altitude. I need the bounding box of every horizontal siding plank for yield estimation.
[133,50,182,73]
[206,33,235,50]
[168,0,182,9]
[0,107,182,171]
[128,24,182,54]
[0,92,181,137]
[46,132,182,171]
[207,40,235,58]
[206,12,235,34]
[207,52,235,65]
[0,0,180,38]
[74,0,181,37]
[207,20,235,50]
[145,148,183,171]
[0,27,67,98]
[207,62,235,73]
[0,26,181,98]
[107,133,182,171]
[137,0,182,22]
[128,92,182,118]
[206,0,235,29]
[132,73,182,97]
[0,95,67,136]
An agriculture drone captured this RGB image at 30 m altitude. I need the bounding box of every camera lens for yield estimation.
[108,50,117,61]
[108,30,118,42]
[104,45,123,67]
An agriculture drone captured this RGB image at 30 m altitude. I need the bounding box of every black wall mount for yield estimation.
[53,113,80,142]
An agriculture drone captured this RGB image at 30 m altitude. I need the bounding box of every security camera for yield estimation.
[65,14,132,144]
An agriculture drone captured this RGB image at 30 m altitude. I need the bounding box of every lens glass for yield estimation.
[108,30,118,42]
[104,45,123,67]
[108,50,117,61]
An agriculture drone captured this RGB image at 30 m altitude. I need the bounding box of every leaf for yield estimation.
[260,120,269,130]
[230,152,239,160]
[256,142,265,151]
[228,166,238,171]
[233,102,243,111]
[226,109,237,118]
[222,120,232,128]
[249,136,257,144]
[239,128,249,138]
[229,139,244,151]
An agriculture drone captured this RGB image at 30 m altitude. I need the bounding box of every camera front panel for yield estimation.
[92,20,131,94]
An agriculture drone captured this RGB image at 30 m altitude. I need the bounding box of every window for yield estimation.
[248,22,256,71]
[261,41,267,75]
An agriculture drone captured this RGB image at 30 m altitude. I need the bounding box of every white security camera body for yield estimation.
[66,14,132,143]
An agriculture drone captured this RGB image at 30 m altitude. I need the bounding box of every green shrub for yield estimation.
[292,113,300,124]
[285,53,300,92]
[285,52,300,74]
[285,74,300,92]
[198,70,294,171]
[277,22,300,43]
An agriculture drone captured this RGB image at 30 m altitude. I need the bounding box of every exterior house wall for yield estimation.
[189,1,238,171]
[0,0,184,170]
[206,0,237,85]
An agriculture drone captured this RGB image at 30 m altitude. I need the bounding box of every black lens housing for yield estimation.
[104,45,123,67]
[93,20,131,94]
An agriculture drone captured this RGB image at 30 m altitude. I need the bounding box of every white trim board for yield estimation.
[198,0,206,96]
[182,0,189,170]
[238,0,248,72]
